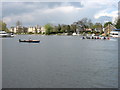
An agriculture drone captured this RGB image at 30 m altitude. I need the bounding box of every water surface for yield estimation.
[2,35,118,88]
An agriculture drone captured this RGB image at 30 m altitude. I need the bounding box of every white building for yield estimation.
[9,25,45,34]
[28,25,41,33]
[36,25,41,33]
[10,27,17,33]
[41,26,45,34]
[28,27,36,33]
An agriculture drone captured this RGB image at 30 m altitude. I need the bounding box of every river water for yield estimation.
[2,35,118,88]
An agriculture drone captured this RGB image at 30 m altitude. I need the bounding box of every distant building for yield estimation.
[41,26,45,34]
[10,26,28,34]
[85,28,92,32]
[9,24,45,34]
[94,28,102,32]
[28,25,41,33]
[36,25,41,33]
[10,27,16,33]
[74,22,85,33]
[28,27,36,33]
[23,27,28,34]
[16,26,24,33]
[10,26,22,33]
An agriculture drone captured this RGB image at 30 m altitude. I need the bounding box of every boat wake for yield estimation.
[109,39,118,41]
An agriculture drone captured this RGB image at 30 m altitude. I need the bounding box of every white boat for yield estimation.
[0,31,14,37]
[110,31,118,38]
[110,29,120,38]
[72,32,77,36]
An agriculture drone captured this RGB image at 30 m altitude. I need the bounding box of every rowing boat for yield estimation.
[19,39,40,43]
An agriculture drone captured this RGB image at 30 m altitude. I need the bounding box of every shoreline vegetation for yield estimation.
[0,18,120,37]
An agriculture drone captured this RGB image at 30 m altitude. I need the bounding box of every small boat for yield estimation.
[0,31,14,37]
[19,39,40,43]
[86,36,90,39]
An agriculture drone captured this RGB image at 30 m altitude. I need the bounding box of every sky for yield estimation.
[1,0,120,27]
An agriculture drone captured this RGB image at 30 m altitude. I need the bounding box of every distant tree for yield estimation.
[44,24,53,35]
[77,20,86,28]
[16,20,22,27]
[115,19,120,29]
[53,26,58,33]
[0,21,9,32]
[58,24,61,32]
[70,24,76,32]
[87,19,94,29]
[81,18,88,26]
[15,21,23,34]
[60,25,66,32]
[74,18,94,33]
[23,27,28,34]
[104,22,113,28]
[35,27,38,34]
[66,25,70,33]
[78,18,93,28]
[93,23,103,33]
[93,23,102,29]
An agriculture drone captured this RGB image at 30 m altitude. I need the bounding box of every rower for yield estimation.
[29,38,32,41]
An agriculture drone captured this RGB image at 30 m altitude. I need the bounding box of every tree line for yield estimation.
[44,18,120,35]
[0,17,120,34]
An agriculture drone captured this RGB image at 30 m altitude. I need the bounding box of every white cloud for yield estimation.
[3,12,35,26]
[43,6,81,13]
[3,17,12,24]
[3,4,83,26]
[2,0,119,27]
[94,9,118,23]
[94,10,118,19]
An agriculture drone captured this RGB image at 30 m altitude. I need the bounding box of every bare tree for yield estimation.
[16,20,22,27]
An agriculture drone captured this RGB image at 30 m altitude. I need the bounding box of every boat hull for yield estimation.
[19,39,40,43]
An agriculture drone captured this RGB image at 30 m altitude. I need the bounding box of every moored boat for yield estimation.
[110,29,120,38]
[0,31,14,37]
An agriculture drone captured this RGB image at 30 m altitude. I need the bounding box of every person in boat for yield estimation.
[92,37,94,39]
[87,37,90,39]
[103,37,106,40]
[107,37,110,40]
[82,37,85,39]
[97,37,99,39]
[29,38,32,41]
[86,36,90,39]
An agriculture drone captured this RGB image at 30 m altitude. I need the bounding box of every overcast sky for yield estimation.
[1,0,119,27]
